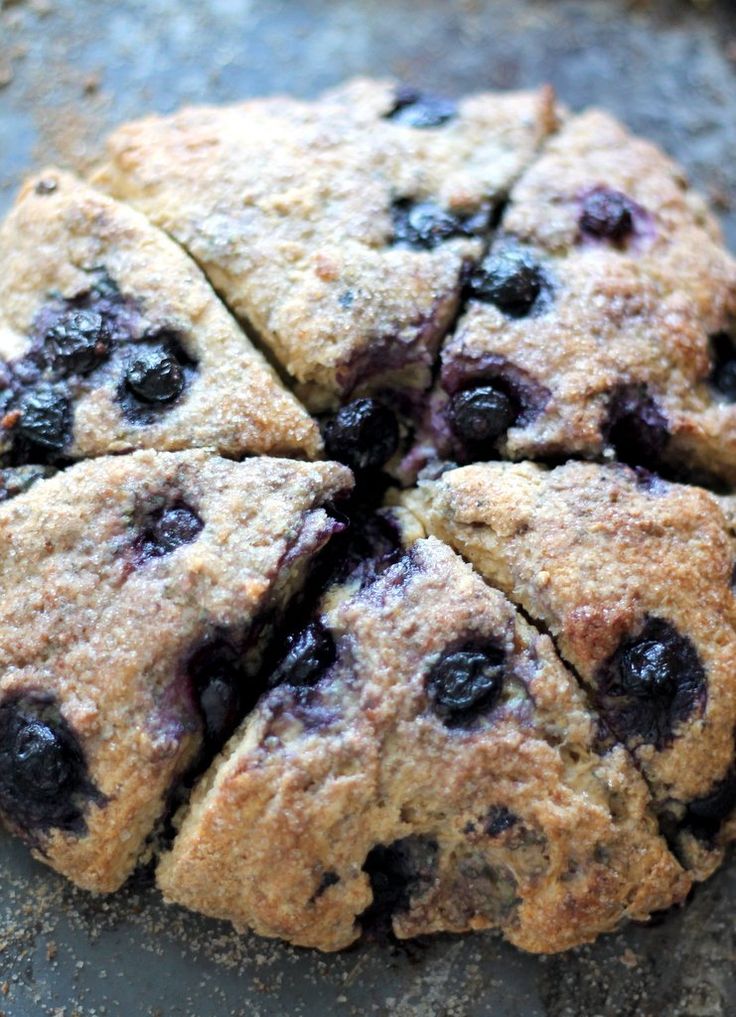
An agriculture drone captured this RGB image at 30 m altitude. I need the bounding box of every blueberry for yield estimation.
[604,386,669,472]
[385,87,457,128]
[268,621,336,690]
[684,769,736,842]
[187,639,243,750]
[361,837,438,940]
[45,309,111,376]
[467,249,546,317]
[484,805,518,837]
[17,386,72,452]
[391,199,488,250]
[597,617,706,749]
[579,187,635,243]
[133,503,203,565]
[323,398,399,472]
[449,384,518,449]
[426,645,506,721]
[709,333,736,401]
[0,698,97,833]
[125,346,185,404]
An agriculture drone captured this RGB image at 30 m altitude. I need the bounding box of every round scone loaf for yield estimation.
[0,78,735,955]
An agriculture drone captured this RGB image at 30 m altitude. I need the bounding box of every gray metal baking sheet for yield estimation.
[1,1,735,1014]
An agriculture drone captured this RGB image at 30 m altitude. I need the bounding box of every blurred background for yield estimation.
[0,2,735,1015]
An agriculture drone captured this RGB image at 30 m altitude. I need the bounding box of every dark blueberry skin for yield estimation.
[604,386,670,472]
[133,503,203,565]
[426,645,506,722]
[391,199,489,250]
[448,384,518,449]
[597,617,706,749]
[267,620,336,690]
[709,333,736,401]
[467,248,547,317]
[323,398,399,472]
[16,386,72,453]
[0,697,99,834]
[187,639,244,751]
[360,836,438,940]
[44,309,111,376]
[684,769,736,842]
[485,805,518,837]
[125,345,185,404]
[579,187,635,243]
[385,87,457,128]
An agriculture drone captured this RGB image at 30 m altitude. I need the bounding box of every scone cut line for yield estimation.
[0,78,735,954]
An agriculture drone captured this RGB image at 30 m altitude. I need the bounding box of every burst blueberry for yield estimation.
[133,503,203,565]
[17,385,72,452]
[268,621,336,690]
[323,398,399,472]
[188,639,243,750]
[45,308,111,376]
[426,645,506,721]
[709,333,736,401]
[604,386,669,472]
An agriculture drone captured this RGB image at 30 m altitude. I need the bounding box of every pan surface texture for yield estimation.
[0,1,735,1014]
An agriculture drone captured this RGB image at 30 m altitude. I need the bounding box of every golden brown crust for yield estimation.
[158,538,688,952]
[0,169,321,459]
[93,79,560,409]
[403,462,736,879]
[429,111,736,483]
[0,451,351,891]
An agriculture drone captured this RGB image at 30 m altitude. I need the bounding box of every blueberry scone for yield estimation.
[157,537,688,952]
[403,462,736,880]
[93,79,559,473]
[420,112,736,485]
[0,450,351,891]
[0,169,321,465]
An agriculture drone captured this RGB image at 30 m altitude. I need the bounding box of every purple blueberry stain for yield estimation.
[132,501,203,567]
[385,86,457,128]
[0,695,103,836]
[596,617,706,749]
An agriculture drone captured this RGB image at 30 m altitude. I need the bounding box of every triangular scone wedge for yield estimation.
[0,451,351,892]
[402,462,736,879]
[158,537,687,952]
[0,169,321,464]
[94,79,560,412]
[414,112,736,485]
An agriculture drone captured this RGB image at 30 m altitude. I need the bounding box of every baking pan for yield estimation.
[1,1,735,1014]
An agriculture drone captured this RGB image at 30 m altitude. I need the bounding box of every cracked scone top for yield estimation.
[402,462,736,880]
[94,79,559,413]
[0,450,351,891]
[158,537,688,952]
[421,111,736,485]
[0,78,734,955]
[0,169,321,464]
